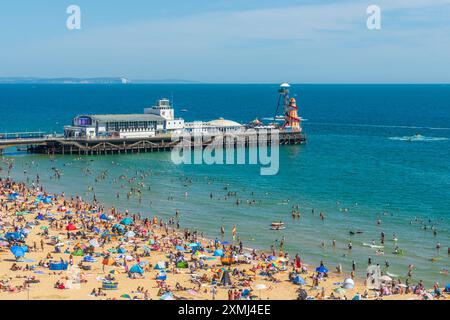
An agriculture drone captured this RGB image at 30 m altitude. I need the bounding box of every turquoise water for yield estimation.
[1,84,449,286]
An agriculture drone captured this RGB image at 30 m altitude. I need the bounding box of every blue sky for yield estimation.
[0,0,449,83]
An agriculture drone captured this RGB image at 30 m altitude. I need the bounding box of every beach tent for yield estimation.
[83,255,96,263]
[72,249,84,256]
[298,289,308,300]
[102,257,115,266]
[50,261,69,271]
[129,264,144,275]
[176,260,188,269]
[118,247,126,254]
[343,278,355,289]
[5,232,22,241]
[292,275,306,285]
[316,266,329,273]
[20,228,30,237]
[112,224,125,234]
[102,281,118,290]
[8,193,19,201]
[89,239,100,248]
[10,246,26,258]
[445,284,450,293]
[154,261,166,270]
[66,223,76,231]
[43,196,52,204]
[156,272,167,281]
[120,217,133,226]
[99,214,108,220]
[36,214,45,220]
[213,249,224,257]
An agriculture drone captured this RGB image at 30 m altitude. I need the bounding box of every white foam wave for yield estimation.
[389,135,449,142]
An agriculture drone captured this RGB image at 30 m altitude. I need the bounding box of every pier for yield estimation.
[0,131,306,155]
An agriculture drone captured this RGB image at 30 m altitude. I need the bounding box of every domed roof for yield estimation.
[207,117,243,127]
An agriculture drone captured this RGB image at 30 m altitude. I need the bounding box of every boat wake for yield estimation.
[389,135,449,142]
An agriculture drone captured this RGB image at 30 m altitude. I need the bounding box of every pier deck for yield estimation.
[0,131,306,155]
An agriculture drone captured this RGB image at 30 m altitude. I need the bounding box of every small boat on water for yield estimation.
[270,222,285,230]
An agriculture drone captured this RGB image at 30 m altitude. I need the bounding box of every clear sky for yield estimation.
[0,0,449,83]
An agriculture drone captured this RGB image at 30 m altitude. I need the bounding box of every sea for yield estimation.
[0,84,449,286]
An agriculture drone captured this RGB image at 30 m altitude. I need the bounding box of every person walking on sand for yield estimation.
[212,286,217,300]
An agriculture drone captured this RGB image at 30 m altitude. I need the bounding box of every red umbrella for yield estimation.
[66,223,76,231]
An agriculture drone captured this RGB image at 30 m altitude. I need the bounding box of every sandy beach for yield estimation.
[0,172,447,301]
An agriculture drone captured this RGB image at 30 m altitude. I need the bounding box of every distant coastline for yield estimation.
[0,77,199,84]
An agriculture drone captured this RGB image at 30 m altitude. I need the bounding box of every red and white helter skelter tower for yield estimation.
[278,83,301,132]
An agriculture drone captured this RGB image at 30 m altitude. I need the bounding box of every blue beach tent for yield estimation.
[10,246,26,258]
[83,255,96,263]
[213,249,224,257]
[100,214,108,220]
[5,232,22,241]
[129,264,144,275]
[49,262,69,271]
[120,217,133,226]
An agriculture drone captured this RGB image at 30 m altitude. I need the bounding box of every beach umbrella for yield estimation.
[117,247,126,253]
[343,278,355,289]
[66,223,76,231]
[120,217,133,226]
[40,226,48,230]
[175,246,185,251]
[379,275,392,282]
[121,294,131,299]
[316,266,329,273]
[213,249,224,257]
[268,255,276,261]
[10,246,26,258]
[125,231,135,238]
[292,275,306,285]
[188,242,199,247]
